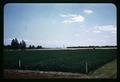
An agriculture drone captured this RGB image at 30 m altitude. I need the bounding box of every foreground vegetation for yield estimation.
[87,59,117,78]
[4,49,116,73]
[4,59,117,79]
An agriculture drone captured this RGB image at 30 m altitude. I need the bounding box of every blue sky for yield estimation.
[4,3,116,48]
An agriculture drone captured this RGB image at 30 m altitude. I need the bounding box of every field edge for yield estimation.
[4,59,117,79]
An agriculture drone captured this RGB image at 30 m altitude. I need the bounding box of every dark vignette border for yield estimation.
[0,0,120,81]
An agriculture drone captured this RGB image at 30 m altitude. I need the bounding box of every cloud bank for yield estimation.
[94,25,116,34]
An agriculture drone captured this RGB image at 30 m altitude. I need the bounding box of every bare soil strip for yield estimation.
[4,69,88,79]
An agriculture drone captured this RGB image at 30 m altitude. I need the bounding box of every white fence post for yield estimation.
[19,59,21,69]
[86,62,88,73]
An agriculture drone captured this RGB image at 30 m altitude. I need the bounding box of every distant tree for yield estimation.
[36,45,42,49]
[11,39,15,49]
[31,45,35,49]
[4,45,11,49]
[29,45,32,49]
[20,42,22,49]
[20,40,26,49]
[11,38,20,49]
[39,45,42,48]
[93,47,95,50]
[36,46,39,49]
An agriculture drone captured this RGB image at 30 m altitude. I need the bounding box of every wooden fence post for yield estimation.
[86,62,88,73]
[19,59,21,69]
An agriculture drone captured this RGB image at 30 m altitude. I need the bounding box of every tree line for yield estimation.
[67,45,117,48]
[4,38,42,49]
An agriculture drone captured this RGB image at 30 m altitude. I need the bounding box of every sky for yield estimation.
[4,3,117,48]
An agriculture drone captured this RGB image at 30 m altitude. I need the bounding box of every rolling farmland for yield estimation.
[4,49,116,73]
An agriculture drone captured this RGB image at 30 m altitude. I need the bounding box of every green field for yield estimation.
[3,49,116,73]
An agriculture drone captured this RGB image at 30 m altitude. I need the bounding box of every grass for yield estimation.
[3,49,116,73]
[4,59,117,79]
[87,59,117,79]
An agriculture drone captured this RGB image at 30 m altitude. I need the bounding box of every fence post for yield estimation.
[85,62,88,73]
[19,59,21,69]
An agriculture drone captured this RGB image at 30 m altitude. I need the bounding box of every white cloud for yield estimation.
[94,25,116,33]
[71,15,84,22]
[60,14,85,24]
[84,9,93,14]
